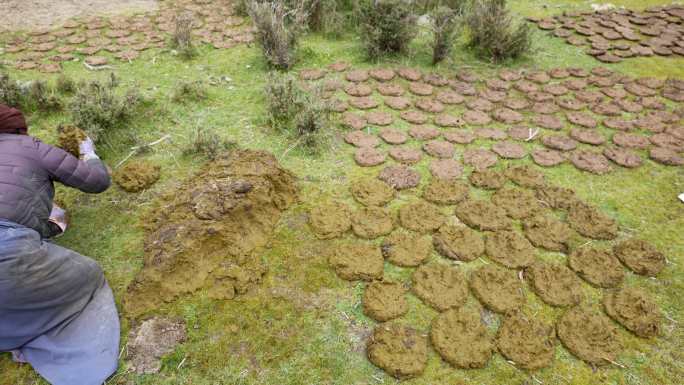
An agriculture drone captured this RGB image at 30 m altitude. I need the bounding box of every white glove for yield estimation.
[48,204,68,235]
[79,137,99,161]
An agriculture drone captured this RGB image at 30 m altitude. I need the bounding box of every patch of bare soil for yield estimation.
[382,230,431,267]
[433,224,484,262]
[485,230,536,269]
[363,281,408,322]
[568,247,624,288]
[567,202,618,240]
[430,308,494,369]
[350,178,395,207]
[496,312,556,370]
[127,317,186,374]
[56,124,86,157]
[470,264,525,314]
[423,179,469,205]
[113,160,161,192]
[309,201,351,239]
[455,199,510,231]
[124,150,297,317]
[351,206,394,239]
[0,0,158,32]
[329,241,384,281]
[412,262,469,311]
[603,287,662,338]
[523,214,572,253]
[613,239,666,277]
[557,306,621,366]
[367,323,428,379]
[526,262,583,307]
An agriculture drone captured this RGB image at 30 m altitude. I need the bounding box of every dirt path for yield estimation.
[0,0,159,32]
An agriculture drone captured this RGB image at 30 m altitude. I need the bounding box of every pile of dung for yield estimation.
[124,150,298,317]
[351,178,395,206]
[568,247,625,288]
[126,317,187,374]
[491,187,544,220]
[469,169,507,190]
[363,280,409,322]
[557,306,621,366]
[422,179,469,205]
[485,230,536,268]
[603,287,662,338]
[367,323,428,379]
[613,239,666,277]
[309,201,351,239]
[567,202,618,240]
[535,185,579,210]
[455,199,511,231]
[505,165,546,188]
[496,312,556,370]
[351,206,394,239]
[526,262,583,307]
[113,160,162,193]
[381,230,431,267]
[523,215,572,253]
[433,224,484,262]
[430,307,494,369]
[398,201,445,233]
[329,241,384,281]
[470,264,525,314]
[411,262,468,311]
[56,124,86,157]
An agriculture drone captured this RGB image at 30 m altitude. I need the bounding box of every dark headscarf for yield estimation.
[0,104,28,135]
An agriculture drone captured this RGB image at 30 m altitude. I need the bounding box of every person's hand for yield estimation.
[79,136,99,161]
[48,204,68,234]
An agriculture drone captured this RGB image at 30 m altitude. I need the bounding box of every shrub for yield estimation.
[69,79,141,141]
[265,73,331,153]
[248,1,308,70]
[29,80,63,112]
[183,126,236,160]
[170,12,197,59]
[465,0,531,62]
[430,5,460,64]
[56,74,76,94]
[172,80,208,103]
[0,73,24,108]
[358,0,418,59]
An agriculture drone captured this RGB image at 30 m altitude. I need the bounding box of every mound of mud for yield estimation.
[381,230,431,267]
[127,317,187,374]
[113,160,161,192]
[523,215,571,252]
[535,185,579,210]
[351,206,394,239]
[423,179,469,205]
[613,239,666,277]
[567,202,618,240]
[367,323,428,379]
[56,124,86,157]
[557,306,621,366]
[350,178,395,206]
[470,264,525,314]
[412,262,469,311]
[526,262,583,307]
[329,242,384,281]
[603,287,661,338]
[433,224,484,262]
[363,281,408,322]
[309,201,351,239]
[469,169,507,190]
[485,231,536,268]
[431,308,494,369]
[491,188,544,220]
[496,312,556,370]
[124,150,298,317]
[455,199,510,231]
[505,165,545,188]
[399,201,445,233]
[568,247,624,288]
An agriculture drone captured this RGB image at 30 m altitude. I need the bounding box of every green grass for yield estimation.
[1,1,683,384]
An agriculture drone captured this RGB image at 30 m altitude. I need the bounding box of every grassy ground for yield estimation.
[1,1,683,384]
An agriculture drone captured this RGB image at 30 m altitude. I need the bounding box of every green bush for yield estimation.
[265,73,331,153]
[358,0,418,59]
[56,74,76,94]
[183,126,236,160]
[430,5,460,64]
[29,80,63,112]
[172,80,208,103]
[248,1,308,70]
[0,73,24,108]
[465,0,531,62]
[69,79,141,141]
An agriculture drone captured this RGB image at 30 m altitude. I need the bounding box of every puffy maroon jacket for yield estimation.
[0,133,110,238]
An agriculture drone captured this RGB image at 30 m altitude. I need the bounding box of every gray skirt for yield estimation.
[0,220,119,385]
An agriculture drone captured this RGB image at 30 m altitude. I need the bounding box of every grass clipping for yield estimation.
[124,149,298,318]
